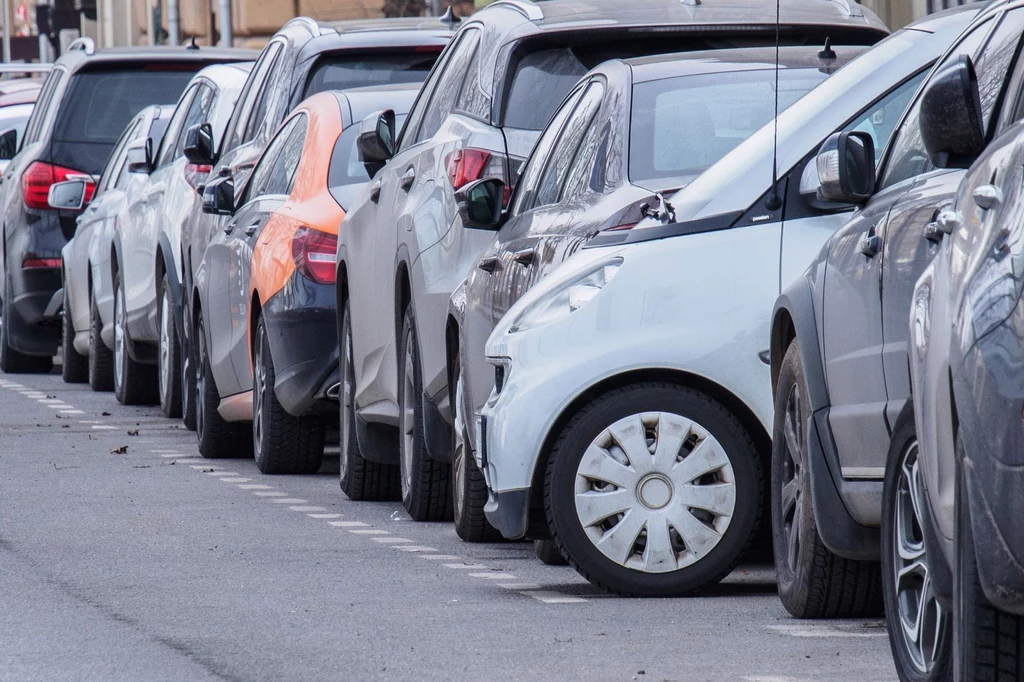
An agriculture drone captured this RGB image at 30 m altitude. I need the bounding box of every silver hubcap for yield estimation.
[780,383,803,573]
[114,286,125,391]
[452,369,466,518]
[894,441,945,673]
[339,316,353,481]
[574,412,736,573]
[159,290,171,401]
[253,327,266,455]
[400,335,415,499]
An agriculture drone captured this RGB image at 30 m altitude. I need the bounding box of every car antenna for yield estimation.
[764,0,783,212]
[440,5,461,25]
[187,35,199,50]
[818,37,836,61]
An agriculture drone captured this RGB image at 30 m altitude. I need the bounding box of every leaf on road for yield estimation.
[110,446,128,454]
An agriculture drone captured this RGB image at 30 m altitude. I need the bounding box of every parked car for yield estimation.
[0,78,41,173]
[60,106,174,390]
[197,86,416,474]
[770,0,1024,636]
[182,16,453,459]
[337,0,889,524]
[100,61,256,409]
[0,38,253,374]
[472,7,974,597]
[901,37,1024,680]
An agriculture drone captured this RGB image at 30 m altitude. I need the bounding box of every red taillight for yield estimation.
[292,226,337,285]
[605,222,639,232]
[23,256,61,269]
[22,161,95,210]
[446,148,491,191]
[184,163,212,192]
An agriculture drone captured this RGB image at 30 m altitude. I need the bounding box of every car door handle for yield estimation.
[477,256,500,273]
[370,181,381,203]
[400,167,415,191]
[973,184,1003,210]
[223,222,236,235]
[512,249,535,266]
[243,220,260,237]
[858,234,881,258]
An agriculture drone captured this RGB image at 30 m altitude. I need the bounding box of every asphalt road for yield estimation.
[0,370,899,682]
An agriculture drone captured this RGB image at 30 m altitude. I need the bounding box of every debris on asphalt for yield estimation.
[110,446,128,454]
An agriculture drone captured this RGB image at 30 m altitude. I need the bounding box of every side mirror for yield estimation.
[813,131,875,205]
[201,174,235,215]
[184,122,216,165]
[357,109,395,177]
[920,54,985,169]
[48,179,87,211]
[126,137,154,174]
[456,177,505,230]
[0,128,17,161]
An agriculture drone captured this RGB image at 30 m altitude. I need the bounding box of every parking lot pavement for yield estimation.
[0,371,898,682]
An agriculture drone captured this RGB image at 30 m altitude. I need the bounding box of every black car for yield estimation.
[0,38,253,373]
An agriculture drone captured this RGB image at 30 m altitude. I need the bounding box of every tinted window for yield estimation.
[23,69,64,146]
[510,85,584,215]
[629,68,828,191]
[414,30,481,144]
[328,114,408,209]
[532,82,604,208]
[51,68,197,174]
[243,44,284,145]
[263,115,307,196]
[504,49,588,131]
[98,118,140,193]
[977,9,1024,132]
[227,42,282,152]
[397,44,453,151]
[843,70,927,158]
[155,84,198,168]
[303,52,439,98]
[456,38,489,120]
[168,85,214,166]
[245,115,301,202]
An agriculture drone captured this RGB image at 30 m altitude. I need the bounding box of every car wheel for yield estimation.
[338,301,399,500]
[157,275,182,418]
[180,293,197,431]
[397,306,452,522]
[0,278,53,374]
[88,295,113,391]
[252,314,325,475]
[451,350,499,542]
[60,289,88,383]
[953,434,1023,680]
[545,382,761,597]
[772,343,882,618]
[113,272,158,406]
[195,312,250,459]
[534,539,567,566]
[882,405,950,682]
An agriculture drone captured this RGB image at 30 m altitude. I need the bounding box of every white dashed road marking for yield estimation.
[328,521,367,528]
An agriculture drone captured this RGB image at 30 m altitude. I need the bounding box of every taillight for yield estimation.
[184,163,212,192]
[23,161,95,210]
[446,148,492,191]
[292,226,337,285]
[23,256,61,268]
[605,222,638,232]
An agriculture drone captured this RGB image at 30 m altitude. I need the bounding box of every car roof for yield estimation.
[0,78,40,107]
[334,83,420,124]
[192,61,255,86]
[55,43,260,73]
[623,44,867,83]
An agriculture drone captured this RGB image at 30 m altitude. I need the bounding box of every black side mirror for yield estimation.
[201,174,235,215]
[0,128,17,161]
[357,109,395,177]
[813,131,876,205]
[920,55,985,169]
[184,122,216,166]
[126,137,154,174]
[48,179,87,211]
[456,177,505,230]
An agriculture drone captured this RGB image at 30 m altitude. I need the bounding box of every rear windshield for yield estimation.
[51,67,199,174]
[328,114,407,210]
[303,52,440,99]
[629,68,829,191]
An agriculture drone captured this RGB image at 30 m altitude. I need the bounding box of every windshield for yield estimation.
[328,113,408,210]
[629,68,829,191]
[303,53,439,98]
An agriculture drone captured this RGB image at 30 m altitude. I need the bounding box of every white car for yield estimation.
[476,9,974,596]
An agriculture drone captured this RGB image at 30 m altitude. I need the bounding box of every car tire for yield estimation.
[60,290,88,383]
[451,350,499,542]
[180,294,197,431]
[882,403,950,682]
[397,306,452,522]
[157,275,182,418]
[88,295,114,391]
[195,312,250,459]
[338,301,399,501]
[113,272,158,406]
[772,343,882,618]
[0,279,53,374]
[545,382,762,597]
[953,434,1023,680]
[252,314,325,475]
[534,539,567,566]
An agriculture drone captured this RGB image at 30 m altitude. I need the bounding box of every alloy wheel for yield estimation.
[114,286,125,391]
[573,412,736,573]
[253,327,266,457]
[158,290,171,402]
[452,370,467,519]
[400,335,416,499]
[780,383,803,573]
[893,441,945,674]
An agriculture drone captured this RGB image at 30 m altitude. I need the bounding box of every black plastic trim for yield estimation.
[484,487,530,539]
[585,210,743,249]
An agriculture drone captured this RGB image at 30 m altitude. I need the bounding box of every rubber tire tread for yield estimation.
[61,290,88,383]
[0,280,53,374]
[772,343,883,619]
[534,539,568,566]
[545,381,762,597]
[180,292,197,430]
[158,275,182,418]
[113,274,158,406]
[451,351,500,542]
[88,296,114,391]
[196,314,250,460]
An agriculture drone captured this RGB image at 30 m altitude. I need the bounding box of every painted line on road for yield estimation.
[393,545,438,553]
[190,465,223,470]
[469,573,518,580]
[288,506,327,512]
[207,470,240,476]
[348,529,389,535]
[765,624,887,639]
[372,537,412,544]
[58,409,85,414]
[496,583,542,591]
[417,554,462,561]
[328,521,367,528]
[306,513,341,519]
[218,478,251,483]
[253,491,288,497]
[269,498,307,504]
[91,425,117,430]
[237,484,273,489]
[442,563,491,570]
[520,591,587,604]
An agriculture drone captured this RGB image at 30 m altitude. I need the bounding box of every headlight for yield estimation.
[509,258,622,333]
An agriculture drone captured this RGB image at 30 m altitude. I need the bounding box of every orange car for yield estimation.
[194,87,416,474]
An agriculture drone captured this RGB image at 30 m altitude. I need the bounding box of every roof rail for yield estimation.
[68,36,95,55]
[284,16,323,36]
[488,0,543,21]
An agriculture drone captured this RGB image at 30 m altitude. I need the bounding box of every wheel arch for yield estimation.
[394,259,411,341]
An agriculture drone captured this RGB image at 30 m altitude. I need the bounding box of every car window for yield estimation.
[227,42,282,152]
[397,38,457,151]
[155,84,199,168]
[113,119,146,190]
[977,9,1024,133]
[168,85,214,166]
[504,48,588,131]
[843,70,927,160]
[22,68,61,146]
[244,44,285,145]
[510,84,586,215]
[561,115,613,202]
[98,118,140,193]
[531,82,604,208]
[413,29,480,145]
[263,114,307,197]
[881,19,993,189]
[244,114,301,204]
[455,31,489,120]
[303,51,438,98]
[328,114,408,210]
